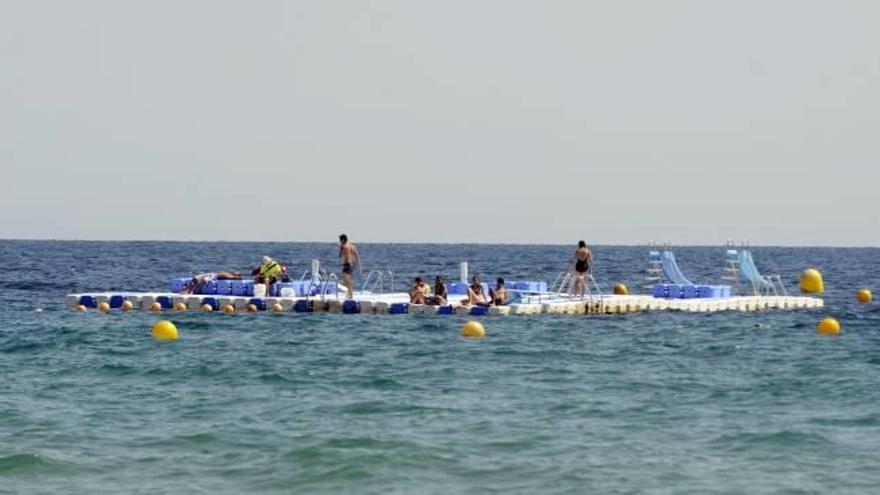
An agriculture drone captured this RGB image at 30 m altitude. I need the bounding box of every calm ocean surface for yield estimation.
[1,241,878,494]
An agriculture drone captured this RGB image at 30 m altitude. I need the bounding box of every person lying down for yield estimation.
[181,271,246,294]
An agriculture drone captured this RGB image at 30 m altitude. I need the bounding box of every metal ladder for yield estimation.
[643,240,664,293]
[721,239,740,294]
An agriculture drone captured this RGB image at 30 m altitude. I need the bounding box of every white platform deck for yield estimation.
[65,291,824,316]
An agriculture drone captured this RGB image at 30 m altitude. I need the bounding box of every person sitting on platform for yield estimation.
[461,274,488,306]
[489,277,508,307]
[409,277,431,304]
[426,276,448,306]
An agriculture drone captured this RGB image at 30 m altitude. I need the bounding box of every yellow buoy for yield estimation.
[74,304,87,313]
[613,283,629,295]
[272,303,284,313]
[150,302,162,312]
[98,302,110,313]
[817,317,840,335]
[151,320,179,341]
[857,288,872,304]
[201,304,213,312]
[174,302,187,311]
[246,303,258,313]
[222,304,235,313]
[121,300,134,311]
[799,268,824,294]
[461,320,485,338]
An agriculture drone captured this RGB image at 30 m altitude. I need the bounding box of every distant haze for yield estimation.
[2,1,878,245]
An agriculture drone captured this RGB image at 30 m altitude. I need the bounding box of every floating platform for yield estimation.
[64,291,824,316]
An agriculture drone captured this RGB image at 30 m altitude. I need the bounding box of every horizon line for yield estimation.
[1,237,877,249]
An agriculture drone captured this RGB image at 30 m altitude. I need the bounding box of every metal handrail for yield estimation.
[584,274,604,303]
[361,270,382,292]
[559,271,604,302]
[551,271,567,293]
[360,269,395,294]
[324,273,340,301]
[556,271,578,295]
[305,277,315,301]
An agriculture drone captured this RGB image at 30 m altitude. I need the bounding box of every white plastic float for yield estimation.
[65,290,823,316]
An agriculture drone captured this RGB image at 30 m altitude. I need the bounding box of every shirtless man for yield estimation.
[338,233,361,299]
[571,240,593,297]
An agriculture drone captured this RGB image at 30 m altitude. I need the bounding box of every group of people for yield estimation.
[180,234,595,304]
[404,240,594,306]
[408,274,511,307]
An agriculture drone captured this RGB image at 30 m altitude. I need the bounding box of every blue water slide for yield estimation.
[661,251,694,286]
[737,250,772,292]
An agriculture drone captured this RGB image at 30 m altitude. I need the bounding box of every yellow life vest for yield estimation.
[260,261,282,278]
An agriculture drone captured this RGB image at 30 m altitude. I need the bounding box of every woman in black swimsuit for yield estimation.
[427,276,447,305]
[574,240,592,274]
[572,240,593,297]
[489,278,508,306]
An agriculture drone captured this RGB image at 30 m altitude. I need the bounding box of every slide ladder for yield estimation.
[721,240,740,291]
[643,241,664,292]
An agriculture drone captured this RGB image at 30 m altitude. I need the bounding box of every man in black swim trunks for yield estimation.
[571,240,593,297]
[339,234,361,300]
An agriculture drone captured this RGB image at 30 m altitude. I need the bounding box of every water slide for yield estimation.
[661,251,694,286]
[737,250,773,292]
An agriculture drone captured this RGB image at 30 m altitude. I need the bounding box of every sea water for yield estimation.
[1,241,878,494]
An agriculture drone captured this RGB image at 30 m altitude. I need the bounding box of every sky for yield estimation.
[1,0,878,245]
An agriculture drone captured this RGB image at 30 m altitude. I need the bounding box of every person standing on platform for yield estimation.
[571,240,593,297]
[339,234,361,300]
